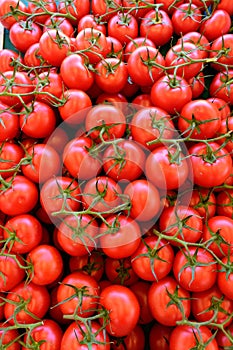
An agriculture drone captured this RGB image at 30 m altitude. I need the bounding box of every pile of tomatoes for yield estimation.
[0,0,233,349]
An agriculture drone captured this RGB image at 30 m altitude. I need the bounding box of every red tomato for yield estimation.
[0,175,38,216]
[0,0,27,29]
[124,37,155,62]
[207,97,231,119]
[216,116,233,153]
[27,244,63,286]
[106,35,123,59]
[99,284,140,337]
[209,70,233,105]
[0,49,23,73]
[57,271,99,317]
[105,257,138,286]
[0,252,25,292]
[58,0,90,24]
[172,4,202,35]
[3,214,42,254]
[131,236,174,281]
[149,323,172,350]
[92,0,121,21]
[0,103,19,141]
[130,281,153,324]
[169,325,219,350]
[217,0,233,15]
[209,34,233,71]
[61,320,110,350]
[188,188,216,220]
[57,214,99,256]
[0,141,24,178]
[23,42,48,72]
[199,9,231,41]
[0,322,21,350]
[216,322,233,348]
[9,20,42,52]
[4,282,50,325]
[43,16,74,37]
[39,29,71,66]
[78,14,106,34]
[132,94,153,107]
[188,142,232,187]
[127,46,165,87]
[178,99,221,139]
[148,276,191,326]
[216,189,233,218]
[131,106,175,150]
[173,247,217,292]
[155,0,184,14]
[99,214,141,259]
[34,71,64,105]
[69,251,104,282]
[108,13,138,45]
[188,72,205,99]
[176,31,210,58]
[22,319,63,350]
[150,74,192,114]
[111,325,145,350]
[145,145,189,190]
[140,9,173,46]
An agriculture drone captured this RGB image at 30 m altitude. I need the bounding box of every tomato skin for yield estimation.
[43,16,74,37]
[27,244,63,286]
[140,9,173,47]
[4,282,50,325]
[155,0,184,14]
[61,321,110,350]
[0,103,19,141]
[192,285,233,326]
[188,188,216,220]
[127,46,165,87]
[216,189,233,218]
[57,214,99,257]
[105,257,138,286]
[0,0,27,29]
[20,101,57,139]
[130,281,153,324]
[188,72,205,99]
[209,34,233,71]
[189,142,232,188]
[202,216,233,257]
[0,141,24,179]
[0,322,21,350]
[39,29,71,66]
[206,97,230,120]
[111,325,145,350]
[92,0,121,21]
[169,325,219,350]
[58,0,90,24]
[131,236,174,282]
[0,252,25,292]
[173,247,217,292]
[178,99,221,140]
[69,251,104,282]
[100,284,140,337]
[22,319,63,350]
[148,276,191,326]
[108,13,138,45]
[3,214,42,254]
[124,37,155,62]
[150,75,192,114]
[34,71,64,105]
[199,9,231,41]
[0,49,23,73]
[145,146,189,190]
[78,14,106,34]
[0,175,38,216]
[176,31,210,59]
[209,70,233,105]
[9,21,42,53]
[217,0,233,15]
[216,323,233,348]
[57,271,99,317]
[149,323,172,350]
[172,4,201,35]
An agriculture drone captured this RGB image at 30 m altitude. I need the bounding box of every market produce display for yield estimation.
[0,0,233,349]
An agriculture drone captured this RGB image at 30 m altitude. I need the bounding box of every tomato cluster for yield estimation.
[0,0,233,349]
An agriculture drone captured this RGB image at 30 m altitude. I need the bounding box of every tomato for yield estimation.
[216,189,233,218]
[85,104,126,142]
[188,142,232,188]
[209,69,233,105]
[188,188,216,220]
[108,12,138,45]
[202,215,233,257]
[106,35,123,59]
[34,71,64,106]
[216,323,233,348]
[0,175,38,216]
[131,106,175,150]
[140,9,173,46]
[99,284,140,337]
[9,20,42,52]
[131,236,174,281]
[92,0,121,21]
[111,325,145,350]
[27,244,63,286]
[217,0,233,15]
[60,54,94,91]
[207,97,231,120]
[176,31,210,58]
[155,0,184,14]
[124,37,155,62]
[3,214,42,254]
[78,14,106,34]
[4,281,50,325]
[22,319,63,350]
[132,94,153,107]
[130,281,153,324]
[57,271,99,317]
[192,285,233,326]
[0,103,19,142]
[149,323,172,350]
[173,247,217,292]
[23,42,48,73]
[124,179,161,222]
[165,42,203,80]
[127,46,165,87]
[96,92,127,108]
[0,49,23,73]
[105,257,138,286]
[43,16,74,37]
[188,72,205,99]
[57,214,99,256]
[0,322,21,350]
[150,74,192,114]
[69,251,104,281]
[145,145,189,190]
[0,0,27,29]
[199,9,231,41]
[58,89,92,124]
[75,28,108,64]
[61,320,110,350]
[40,176,81,219]
[95,58,128,93]
[0,252,25,292]
[28,0,57,24]
[178,99,221,139]
[0,71,34,108]
[0,141,24,178]
[169,325,219,350]
[148,276,191,326]
[44,127,68,153]
[159,205,203,245]
[216,116,233,153]
[58,0,90,24]
[209,34,233,71]
[172,4,202,35]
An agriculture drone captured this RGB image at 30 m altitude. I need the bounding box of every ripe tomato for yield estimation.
[0,175,38,216]
[108,12,138,45]
[124,37,155,62]
[0,322,21,350]
[0,103,19,141]
[216,323,233,348]
[0,141,24,178]
[173,247,217,292]
[3,214,42,254]
[0,252,25,292]
[99,284,140,337]
[209,69,233,105]
[209,34,233,71]
[69,251,104,282]
[43,16,74,37]
[131,236,174,281]
[172,4,202,35]
[91,0,121,21]
[23,43,48,72]
[206,97,230,120]
[34,71,64,106]
[188,188,216,220]
[9,20,42,52]
[155,0,184,14]
[58,0,90,24]
[57,214,99,256]
[0,49,23,73]
[111,325,145,350]
[176,31,210,58]
[78,14,106,34]
[148,276,191,326]
[199,9,231,41]
[0,0,27,29]
[105,257,138,286]
[149,323,172,350]
[216,189,233,218]
[130,281,153,324]
[218,255,233,299]
[4,282,50,325]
